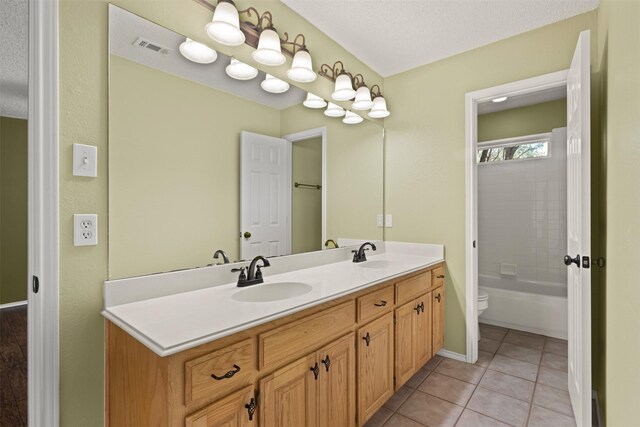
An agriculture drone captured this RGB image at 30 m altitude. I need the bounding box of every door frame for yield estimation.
[28,0,60,424]
[464,70,568,364]
[282,127,327,249]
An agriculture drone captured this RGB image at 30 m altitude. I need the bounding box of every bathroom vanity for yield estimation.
[103,244,445,426]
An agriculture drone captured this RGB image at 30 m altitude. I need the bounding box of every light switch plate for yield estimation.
[74,214,98,246]
[377,214,384,227]
[385,214,393,228]
[73,143,98,177]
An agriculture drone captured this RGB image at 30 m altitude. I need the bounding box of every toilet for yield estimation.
[477,290,489,339]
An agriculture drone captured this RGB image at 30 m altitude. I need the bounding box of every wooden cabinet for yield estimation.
[357,312,394,424]
[395,293,432,389]
[185,386,255,427]
[432,286,445,354]
[317,334,356,427]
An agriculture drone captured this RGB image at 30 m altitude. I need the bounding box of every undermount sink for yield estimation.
[232,282,313,303]
[357,260,397,269]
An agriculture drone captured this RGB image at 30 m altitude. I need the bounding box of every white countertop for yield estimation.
[102,243,444,357]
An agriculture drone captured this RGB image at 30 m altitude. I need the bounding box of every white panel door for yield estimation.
[240,131,290,260]
[566,30,591,427]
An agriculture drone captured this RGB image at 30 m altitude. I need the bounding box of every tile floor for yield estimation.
[0,305,28,427]
[365,324,574,427]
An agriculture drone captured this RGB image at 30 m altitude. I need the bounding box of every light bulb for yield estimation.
[287,49,316,83]
[368,96,390,118]
[252,28,286,66]
[324,102,345,117]
[205,0,245,47]
[261,74,290,93]
[343,111,363,124]
[352,85,374,110]
[179,38,218,64]
[303,93,327,109]
[225,58,258,80]
[332,73,356,101]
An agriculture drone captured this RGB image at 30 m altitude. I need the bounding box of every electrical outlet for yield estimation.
[385,214,393,228]
[74,214,98,246]
[377,214,384,227]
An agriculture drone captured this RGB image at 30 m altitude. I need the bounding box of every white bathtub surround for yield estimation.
[102,241,444,356]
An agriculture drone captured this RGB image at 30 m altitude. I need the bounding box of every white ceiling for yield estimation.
[0,0,28,119]
[478,85,566,114]
[282,0,598,77]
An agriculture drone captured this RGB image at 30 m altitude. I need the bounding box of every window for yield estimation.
[477,133,550,164]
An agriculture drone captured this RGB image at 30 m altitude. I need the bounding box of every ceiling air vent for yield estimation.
[132,37,172,55]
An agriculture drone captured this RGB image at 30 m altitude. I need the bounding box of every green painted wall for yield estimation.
[291,137,322,254]
[0,116,28,305]
[478,99,567,142]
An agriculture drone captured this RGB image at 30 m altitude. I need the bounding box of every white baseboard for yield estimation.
[480,319,567,340]
[437,349,467,362]
[0,300,28,310]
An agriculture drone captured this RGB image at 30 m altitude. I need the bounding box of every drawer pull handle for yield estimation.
[245,396,257,421]
[374,300,387,307]
[310,362,320,380]
[363,332,371,346]
[321,355,331,372]
[437,275,445,279]
[435,293,441,302]
[211,364,241,380]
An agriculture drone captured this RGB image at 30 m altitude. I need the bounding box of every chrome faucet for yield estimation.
[213,249,230,264]
[324,239,339,249]
[352,242,377,263]
[232,255,271,287]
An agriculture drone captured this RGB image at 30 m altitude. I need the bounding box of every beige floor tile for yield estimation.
[528,405,576,427]
[541,352,568,371]
[384,385,415,411]
[418,372,476,406]
[476,351,494,368]
[435,359,486,385]
[488,354,538,381]
[405,366,432,388]
[544,338,568,357]
[364,407,394,427]
[537,366,568,392]
[397,390,463,427]
[479,337,502,354]
[504,331,545,350]
[455,409,511,427]
[479,324,508,342]
[497,342,542,365]
[532,383,573,417]
[478,370,535,402]
[383,413,426,427]
[467,387,530,427]
[424,355,444,370]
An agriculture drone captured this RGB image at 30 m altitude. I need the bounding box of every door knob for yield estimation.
[564,254,580,267]
[243,231,251,239]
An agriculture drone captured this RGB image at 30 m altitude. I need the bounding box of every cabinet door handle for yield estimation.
[310,362,320,380]
[363,332,371,346]
[414,304,421,314]
[437,275,445,279]
[245,395,257,421]
[420,302,425,313]
[374,300,387,307]
[321,355,331,372]
[211,364,241,380]
[435,293,441,303]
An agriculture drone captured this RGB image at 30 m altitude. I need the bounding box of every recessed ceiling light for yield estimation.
[492,96,508,103]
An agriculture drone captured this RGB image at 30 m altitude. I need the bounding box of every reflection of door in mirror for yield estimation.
[291,136,322,255]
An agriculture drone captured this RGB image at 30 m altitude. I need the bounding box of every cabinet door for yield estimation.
[415,293,433,368]
[185,386,255,427]
[432,286,445,354]
[259,353,317,427]
[317,333,356,427]
[394,300,416,388]
[358,312,394,424]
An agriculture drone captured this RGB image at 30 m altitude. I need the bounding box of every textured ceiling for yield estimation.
[0,0,28,119]
[282,0,598,77]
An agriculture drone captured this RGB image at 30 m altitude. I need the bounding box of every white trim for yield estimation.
[465,70,568,365]
[0,300,28,310]
[437,349,467,363]
[477,132,552,148]
[282,127,327,248]
[28,0,59,424]
[592,390,603,427]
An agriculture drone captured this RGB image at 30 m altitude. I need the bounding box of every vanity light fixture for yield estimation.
[179,38,218,64]
[284,34,316,83]
[352,82,374,110]
[205,0,246,47]
[226,58,258,80]
[492,96,508,103]
[324,102,346,117]
[368,85,391,118]
[319,61,363,101]
[303,93,327,109]
[343,111,364,125]
[261,74,290,93]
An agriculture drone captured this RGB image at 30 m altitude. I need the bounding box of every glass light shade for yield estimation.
[303,93,327,109]
[368,96,391,118]
[332,73,356,101]
[205,1,245,46]
[352,85,374,110]
[261,74,290,93]
[343,111,363,125]
[179,38,218,64]
[286,50,317,83]
[324,102,345,117]
[252,29,286,66]
[225,58,258,80]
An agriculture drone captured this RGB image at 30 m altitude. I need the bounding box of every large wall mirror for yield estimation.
[108,6,385,279]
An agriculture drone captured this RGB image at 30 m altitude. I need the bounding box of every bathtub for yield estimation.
[478,274,567,340]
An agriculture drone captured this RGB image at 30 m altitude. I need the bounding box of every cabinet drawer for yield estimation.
[259,301,355,370]
[432,264,445,287]
[395,272,432,305]
[357,285,394,322]
[185,338,255,405]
